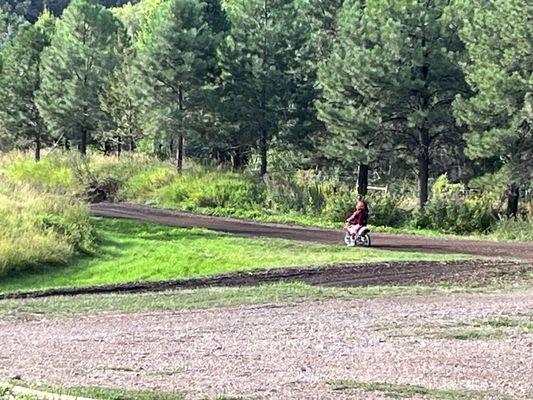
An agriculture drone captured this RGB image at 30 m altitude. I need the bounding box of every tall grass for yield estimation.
[489,218,533,242]
[1,152,79,193]
[0,170,93,276]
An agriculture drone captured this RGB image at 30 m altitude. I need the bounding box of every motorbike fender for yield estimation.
[358,227,370,237]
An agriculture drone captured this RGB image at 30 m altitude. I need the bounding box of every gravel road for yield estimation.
[1,292,532,399]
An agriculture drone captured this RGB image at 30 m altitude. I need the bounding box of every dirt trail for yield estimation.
[1,292,532,400]
[91,202,533,261]
[1,259,529,300]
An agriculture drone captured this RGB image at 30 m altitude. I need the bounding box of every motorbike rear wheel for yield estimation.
[360,234,372,247]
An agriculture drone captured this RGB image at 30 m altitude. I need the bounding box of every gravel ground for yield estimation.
[1,292,532,400]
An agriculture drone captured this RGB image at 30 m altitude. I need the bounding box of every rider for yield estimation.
[346,197,369,246]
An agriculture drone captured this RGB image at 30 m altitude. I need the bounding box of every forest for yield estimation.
[0,0,531,222]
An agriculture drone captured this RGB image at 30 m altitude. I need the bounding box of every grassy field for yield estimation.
[0,218,468,295]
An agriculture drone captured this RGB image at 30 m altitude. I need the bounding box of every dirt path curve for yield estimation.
[91,203,533,261]
[1,292,532,399]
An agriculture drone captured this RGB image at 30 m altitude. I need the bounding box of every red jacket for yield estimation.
[347,209,368,226]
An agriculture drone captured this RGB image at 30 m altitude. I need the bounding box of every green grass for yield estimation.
[484,316,533,330]
[376,315,533,341]
[438,327,507,340]
[2,381,246,400]
[0,218,468,295]
[435,316,533,340]
[329,380,512,399]
[2,281,529,320]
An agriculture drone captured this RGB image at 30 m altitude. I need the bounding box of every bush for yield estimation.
[365,192,408,228]
[0,181,93,276]
[409,175,496,234]
[122,166,178,201]
[264,173,326,214]
[156,170,265,211]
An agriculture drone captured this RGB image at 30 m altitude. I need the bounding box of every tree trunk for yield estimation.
[357,163,369,196]
[130,136,136,152]
[233,147,244,171]
[177,134,184,173]
[117,136,122,157]
[506,184,520,218]
[418,129,430,208]
[104,140,113,156]
[260,128,268,177]
[80,128,88,156]
[177,86,184,173]
[170,138,176,159]
[34,133,41,162]
[64,138,70,151]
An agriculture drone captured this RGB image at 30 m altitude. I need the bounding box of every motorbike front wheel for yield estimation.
[344,233,352,246]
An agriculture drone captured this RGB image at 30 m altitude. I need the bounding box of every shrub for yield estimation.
[409,175,496,234]
[365,192,408,228]
[153,169,265,212]
[264,173,326,214]
[322,188,355,222]
[122,166,178,201]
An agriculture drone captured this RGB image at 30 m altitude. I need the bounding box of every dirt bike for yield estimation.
[343,224,372,247]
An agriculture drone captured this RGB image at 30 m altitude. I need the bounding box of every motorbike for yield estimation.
[343,224,372,247]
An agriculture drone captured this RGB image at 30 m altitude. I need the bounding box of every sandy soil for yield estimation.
[1,292,532,399]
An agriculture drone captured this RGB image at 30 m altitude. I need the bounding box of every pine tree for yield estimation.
[135,0,219,172]
[36,0,122,155]
[0,10,55,160]
[219,0,300,177]
[453,0,533,217]
[295,0,342,61]
[0,6,24,49]
[317,0,467,205]
[285,0,345,176]
[0,8,6,45]
[101,29,142,155]
[111,0,164,38]
[270,0,343,163]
